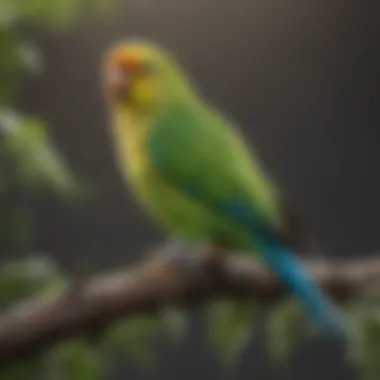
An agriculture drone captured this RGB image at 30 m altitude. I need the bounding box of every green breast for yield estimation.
[110,108,254,250]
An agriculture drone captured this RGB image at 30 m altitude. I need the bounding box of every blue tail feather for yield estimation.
[259,239,346,336]
[208,199,346,336]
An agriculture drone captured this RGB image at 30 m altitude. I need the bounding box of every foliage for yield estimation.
[0,0,115,29]
[0,0,118,379]
[266,299,311,368]
[0,257,187,380]
[0,0,103,252]
[1,256,380,380]
[206,299,258,371]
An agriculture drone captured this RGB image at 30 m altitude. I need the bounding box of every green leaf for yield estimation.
[0,108,20,134]
[345,288,380,380]
[345,308,366,367]
[17,42,43,74]
[48,339,106,380]
[360,314,380,380]
[104,315,162,368]
[0,256,63,309]
[18,0,120,28]
[345,298,380,380]
[207,299,258,369]
[161,307,189,344]
[3,115,87,198]
[43,0,81,28]
[267,299,310,368]
[0,2,18,28]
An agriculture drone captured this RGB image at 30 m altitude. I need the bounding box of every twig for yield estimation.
[0,246,379,367]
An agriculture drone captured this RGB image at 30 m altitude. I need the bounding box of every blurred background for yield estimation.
[1,0,379,379]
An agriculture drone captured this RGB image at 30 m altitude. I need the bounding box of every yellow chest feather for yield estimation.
[111,109,152,189]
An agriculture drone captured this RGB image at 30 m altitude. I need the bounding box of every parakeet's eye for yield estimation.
[136,62,156,77]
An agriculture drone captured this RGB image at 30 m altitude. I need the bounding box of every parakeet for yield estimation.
[101,39,345,335]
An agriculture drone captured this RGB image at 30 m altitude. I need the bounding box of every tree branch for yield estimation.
[0,246,379,368]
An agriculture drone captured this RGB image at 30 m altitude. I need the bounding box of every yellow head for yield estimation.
[102,40,194,112]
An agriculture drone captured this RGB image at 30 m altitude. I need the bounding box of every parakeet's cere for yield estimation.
[101,39,346,335]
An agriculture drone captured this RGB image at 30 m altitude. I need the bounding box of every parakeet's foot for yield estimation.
[159,238,224,286]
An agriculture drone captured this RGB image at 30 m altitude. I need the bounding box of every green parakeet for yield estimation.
[101,39,345,335]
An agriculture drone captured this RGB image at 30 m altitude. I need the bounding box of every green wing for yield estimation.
[147,105,282,230]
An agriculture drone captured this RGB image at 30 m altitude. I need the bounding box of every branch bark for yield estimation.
[0,247,379,368]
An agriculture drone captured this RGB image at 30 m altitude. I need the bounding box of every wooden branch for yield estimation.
[0,247,379,368]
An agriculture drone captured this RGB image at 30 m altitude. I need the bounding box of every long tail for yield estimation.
[259,239,346,336]
[181,195,346,335]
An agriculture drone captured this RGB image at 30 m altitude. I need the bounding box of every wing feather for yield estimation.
[147,105,282,240]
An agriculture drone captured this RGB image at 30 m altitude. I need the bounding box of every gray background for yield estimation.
[19,0,380,378]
